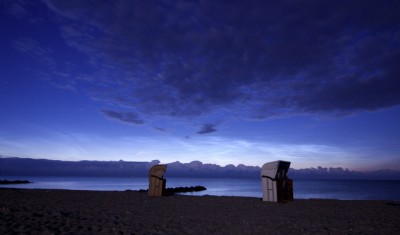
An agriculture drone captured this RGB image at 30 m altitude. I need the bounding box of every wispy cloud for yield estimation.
[1,131,398,170]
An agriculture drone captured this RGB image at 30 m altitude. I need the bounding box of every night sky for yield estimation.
[1,0,399,170]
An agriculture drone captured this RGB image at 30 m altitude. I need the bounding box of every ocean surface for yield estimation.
[1,176,400,201]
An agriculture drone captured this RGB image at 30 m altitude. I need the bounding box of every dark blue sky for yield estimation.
[1,0,399,170]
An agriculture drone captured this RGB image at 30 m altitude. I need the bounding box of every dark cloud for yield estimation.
[197,124,217,135]
[154,127,166,132]
[101,110,144,125]
[22,1,400,121]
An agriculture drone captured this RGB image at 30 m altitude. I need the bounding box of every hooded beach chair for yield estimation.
[261,160,293,202]
[148,164,167,196]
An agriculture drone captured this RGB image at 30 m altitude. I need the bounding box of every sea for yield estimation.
[1,176,400,201]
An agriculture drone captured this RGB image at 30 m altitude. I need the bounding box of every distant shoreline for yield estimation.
[2,157,400,180]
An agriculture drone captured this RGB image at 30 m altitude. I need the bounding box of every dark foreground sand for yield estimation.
[1,188,399,234]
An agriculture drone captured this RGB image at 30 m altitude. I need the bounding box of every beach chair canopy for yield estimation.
[149,164,167,179]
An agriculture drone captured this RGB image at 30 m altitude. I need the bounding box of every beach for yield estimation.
[1,188,399,234]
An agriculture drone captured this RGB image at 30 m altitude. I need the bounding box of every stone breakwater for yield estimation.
[0,180,32,185]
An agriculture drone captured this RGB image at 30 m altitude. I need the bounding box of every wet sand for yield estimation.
[1,188,399,234]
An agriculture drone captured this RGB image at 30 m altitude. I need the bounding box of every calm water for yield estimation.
[1,176,400,200]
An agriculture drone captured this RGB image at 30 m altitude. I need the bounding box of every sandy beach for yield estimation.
[1,188,399,234]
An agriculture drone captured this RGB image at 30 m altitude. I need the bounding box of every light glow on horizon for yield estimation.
[1,130,398,171]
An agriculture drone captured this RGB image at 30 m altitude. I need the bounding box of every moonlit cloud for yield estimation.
[30,0,399,127]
